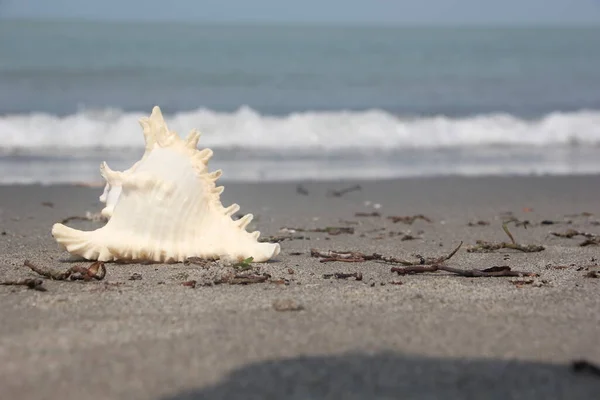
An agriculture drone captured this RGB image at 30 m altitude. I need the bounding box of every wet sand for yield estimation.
[1,175,600,399]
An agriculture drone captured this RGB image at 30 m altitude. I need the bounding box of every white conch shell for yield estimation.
[51,106,280,263]
[98,111,166,219]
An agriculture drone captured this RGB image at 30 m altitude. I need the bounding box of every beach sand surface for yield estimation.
[1,176,600,399]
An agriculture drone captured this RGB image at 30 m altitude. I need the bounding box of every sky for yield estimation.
[1,0,600,25]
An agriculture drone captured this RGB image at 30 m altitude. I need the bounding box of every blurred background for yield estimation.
[1,0,600,184]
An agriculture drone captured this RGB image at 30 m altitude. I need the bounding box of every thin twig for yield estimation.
[227,274,271,285]
[60,215,91,224]
[283,227,354,235]
[311,242,463,266]
[387,214,433,225]
[327,185,361,197]
[258,235,308,243]
[323,272,363,280]
[355,212,381,217]
[0,278,46,291]
[551,229,600,246]
[24,260,106,281]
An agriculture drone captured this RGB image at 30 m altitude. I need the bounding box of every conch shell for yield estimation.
[51,106,280,263]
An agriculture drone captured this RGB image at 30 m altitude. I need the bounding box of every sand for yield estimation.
[1,175,600,399]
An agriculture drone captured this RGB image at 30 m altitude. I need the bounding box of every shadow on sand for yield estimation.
[162,352,599,400]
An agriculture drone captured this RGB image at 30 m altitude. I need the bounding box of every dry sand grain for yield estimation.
[1,176,599,399]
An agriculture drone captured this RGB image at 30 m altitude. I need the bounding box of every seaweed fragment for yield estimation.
[551,229,600,246]
[467,222,544,253]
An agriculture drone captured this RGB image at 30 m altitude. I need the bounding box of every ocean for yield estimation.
[1,20,600,184]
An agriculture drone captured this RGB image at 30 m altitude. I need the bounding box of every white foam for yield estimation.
[2,107,600,153]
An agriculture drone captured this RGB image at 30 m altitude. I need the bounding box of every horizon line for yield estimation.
[1,16,599,28]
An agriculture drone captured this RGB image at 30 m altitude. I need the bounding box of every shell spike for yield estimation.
[185,129,201,149]
[52,223,112,261]
[156,126,177,147]
[212,186,225,195]
[138,118,156,151]
[207,170,222,182]
[236,214,253,230]
[195,148,213,164]
[224,203,240,216]
[146,106,177,148]
[150,106,164,122]
[99,162,123,183]
[250,231,260,239]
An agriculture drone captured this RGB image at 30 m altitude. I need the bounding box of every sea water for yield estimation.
[1,20,600,183]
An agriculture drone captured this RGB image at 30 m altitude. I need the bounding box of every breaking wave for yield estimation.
[1,107,600,153]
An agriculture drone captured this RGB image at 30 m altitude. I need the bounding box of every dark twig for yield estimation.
[387,214,432,225]
[580,238,600,247]
[551,229,600,246]
[60,215,91,224]
[572,360,600,378]
[327,185,361,197]
[323,272,363,281]
[355,212,381,217]
[391,264,538,278]
[0,278,46,291]
[287,227,354,236]
[296,184,309,195]
[259,235,308,243]
[24,260,106,281]
[310,249,382,263]
[311,227,354,235]
[467,220,490,226]
[585,271,599,278]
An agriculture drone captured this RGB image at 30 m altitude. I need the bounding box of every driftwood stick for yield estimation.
[391,264,538,277]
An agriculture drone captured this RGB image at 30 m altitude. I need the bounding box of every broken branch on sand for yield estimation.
[0,278,46,291]
[391,264,539,278]
[467,222,544,253]
[24,260,106,281]
[311,242,463,266]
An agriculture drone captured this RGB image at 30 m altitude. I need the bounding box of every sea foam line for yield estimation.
[1,107,600,152]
